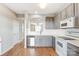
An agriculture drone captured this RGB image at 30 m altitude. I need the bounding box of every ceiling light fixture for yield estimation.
[39,3,47,9]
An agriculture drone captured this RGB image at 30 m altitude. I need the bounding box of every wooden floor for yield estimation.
[2,42,56,56]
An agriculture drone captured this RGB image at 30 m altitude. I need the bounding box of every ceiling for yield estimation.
[4,3,70,15]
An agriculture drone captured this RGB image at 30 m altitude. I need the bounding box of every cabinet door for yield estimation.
[61,9,66,20]
[54,13,61,29]
[52,37,55,49]
[35,37,40,46]
[67,43,79,56]
[75,3,78,17]
[66,3,75,18]
[45,17,54,29]
[35,36,53,47]
[41,37,52,47]
[74,3,79,26]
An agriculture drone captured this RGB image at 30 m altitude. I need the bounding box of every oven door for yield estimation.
[55,37,67,56]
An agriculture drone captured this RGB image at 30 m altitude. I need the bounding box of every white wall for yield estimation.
[0,4,20,55]
[12,20,20,44]
[0,4,16,19]
[0,15,19,54]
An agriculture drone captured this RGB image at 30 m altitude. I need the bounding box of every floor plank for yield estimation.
[2,42,56,56]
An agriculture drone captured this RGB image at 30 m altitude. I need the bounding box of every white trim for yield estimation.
[1,39,22,55]
[1,43,14,55]
[24,13,26,48]
[24,12,29,48]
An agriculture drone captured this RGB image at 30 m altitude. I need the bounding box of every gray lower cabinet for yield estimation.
[35,37,40,46]
[52,37,55,49]
[67,43,79,56]
[35,36,53,47]
[27,36,55,48]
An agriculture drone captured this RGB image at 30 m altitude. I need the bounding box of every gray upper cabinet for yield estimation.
[74,3,79,27]
[66,3,75,18]
[54,13,61,29]
[45,17,54,29]
[61,9,66,20]
[75,3,78,17]
[54,3,76,29]
[61,3,75,19]
[77,3,79,16]
[75,3,79,17]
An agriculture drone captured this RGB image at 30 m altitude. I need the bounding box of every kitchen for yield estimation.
[0,3,79,56]
[26,3,79,56]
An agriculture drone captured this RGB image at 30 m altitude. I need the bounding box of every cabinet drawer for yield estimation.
[67,43,79,56]
[67,43,79,52]
[67,48,79,56]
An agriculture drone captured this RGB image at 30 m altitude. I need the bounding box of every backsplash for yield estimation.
[66,28,79,38]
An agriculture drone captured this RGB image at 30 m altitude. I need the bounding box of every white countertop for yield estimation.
[56,35,79,47]
[67,40,79,47]
[27,29,66,36]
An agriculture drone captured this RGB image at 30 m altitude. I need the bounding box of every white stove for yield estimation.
[56,28,79,56]
[55,37,67,56]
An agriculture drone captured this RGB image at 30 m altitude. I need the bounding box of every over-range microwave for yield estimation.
[60,17,79,28]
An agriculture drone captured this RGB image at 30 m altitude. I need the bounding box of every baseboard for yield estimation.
[1,39,23,55]
[1,43,14,55]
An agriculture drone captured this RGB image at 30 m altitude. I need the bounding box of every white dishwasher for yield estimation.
[27,36,35,47]
[29,37,35,46]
